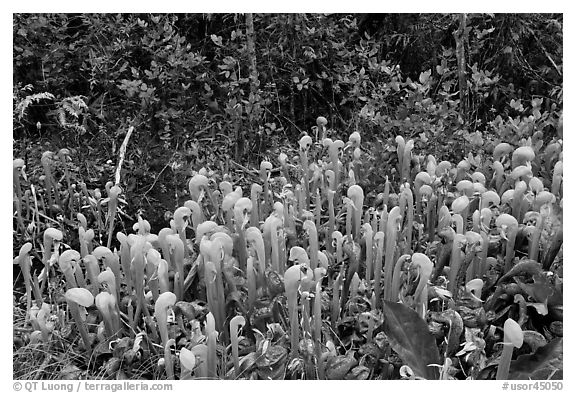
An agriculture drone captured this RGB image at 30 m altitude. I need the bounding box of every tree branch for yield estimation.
[114,126,134,186]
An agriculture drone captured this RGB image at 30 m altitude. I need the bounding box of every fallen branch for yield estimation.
[114,126,135,186]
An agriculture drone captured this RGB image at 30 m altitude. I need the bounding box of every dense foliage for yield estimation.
[14,14,562,156]
[13,13,562,381]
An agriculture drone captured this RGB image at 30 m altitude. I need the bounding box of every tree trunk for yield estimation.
[454,13,468,124]
[245,13,259,95]
[233,13,259,161]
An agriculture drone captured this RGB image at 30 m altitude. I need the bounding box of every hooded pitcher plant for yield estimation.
[390,254,412,303]
[201,238,226,332]
[186,200,206,237]
[230,315,246,378]
[399,184,414,254]
[65,287,94,352]
[278,152,290,182]
[456,231,484,298]
[104,184,122,249]
[173,206,192,258]
[161,338,176,380]
[414,171,432,217]
[314,187,322,230]
[245,226,266,284]
[78,225,95,259]
[499,165,532,196]
[447,233,467,296]
[496,214,519,273]
[210,231,237,290]
[396,136,406,181]
[452,192,470,225]
[401,139,414,183]
[15,243,38,312]
[93,246,122,300]
[155,291,177,349]
[205,312,218,379]
[533,190,556,212]
[259,160,273,218]
[157,227,175,268]
[57,148,74,219]
[221,187,242,231]
[189,344,208,379]
[58,250,81,290]
[250,183,263,227]
[313,276,326,379]
[40,151,60,208]
[40,227,63,291]
[219,180,233,197]
[179,347,196,380]
[130,237,151,327]
[512,145,535,169]
[383,206,401,302]
[204,260,224,332]
[166,234,185,300]
[116,232,133,291]
[455,159,471,184]
[351,147,362,183]
[315,116,328,140]
[327,139,345,194]
[525,204,550,262]
[343,196,355,241]
[146,248,162,301]
[284,264,306,358]
[426,154,437,177]
[496,318,524,380]
[82,255,100,296]
[189,173,209,203]
[339,238,360,314]
[288,246,310,269]
[33,303,54,344]
[299,134,313,206]
[98,267,118,302]
[409,253,433,319]
[233,197,252,272]
[264,214,283,274]
[362,223,374,282]
[551,160,562,197]
[246,255,257,309]
[511,180,528,221]
[372,231,385,309]
[456,179,474,200]
[426,190,438,241]
[347,185,364,241]
[326,187,336,253]
[491,160,506,191]
[95,291,120,339]
[493,142,514,163]
[303,219,319,270]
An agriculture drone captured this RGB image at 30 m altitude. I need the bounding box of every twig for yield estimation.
[527,26,562,78]
[114,126,135,186]
[36,211,61,225]
[229,160,258,175]
[141,144,178,197]
[142,163,171,197]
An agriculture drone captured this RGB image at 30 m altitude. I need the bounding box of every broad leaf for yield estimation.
[509,338,563,380]
[381,301,441,379]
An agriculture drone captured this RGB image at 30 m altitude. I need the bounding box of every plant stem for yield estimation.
[496,344,513,380]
